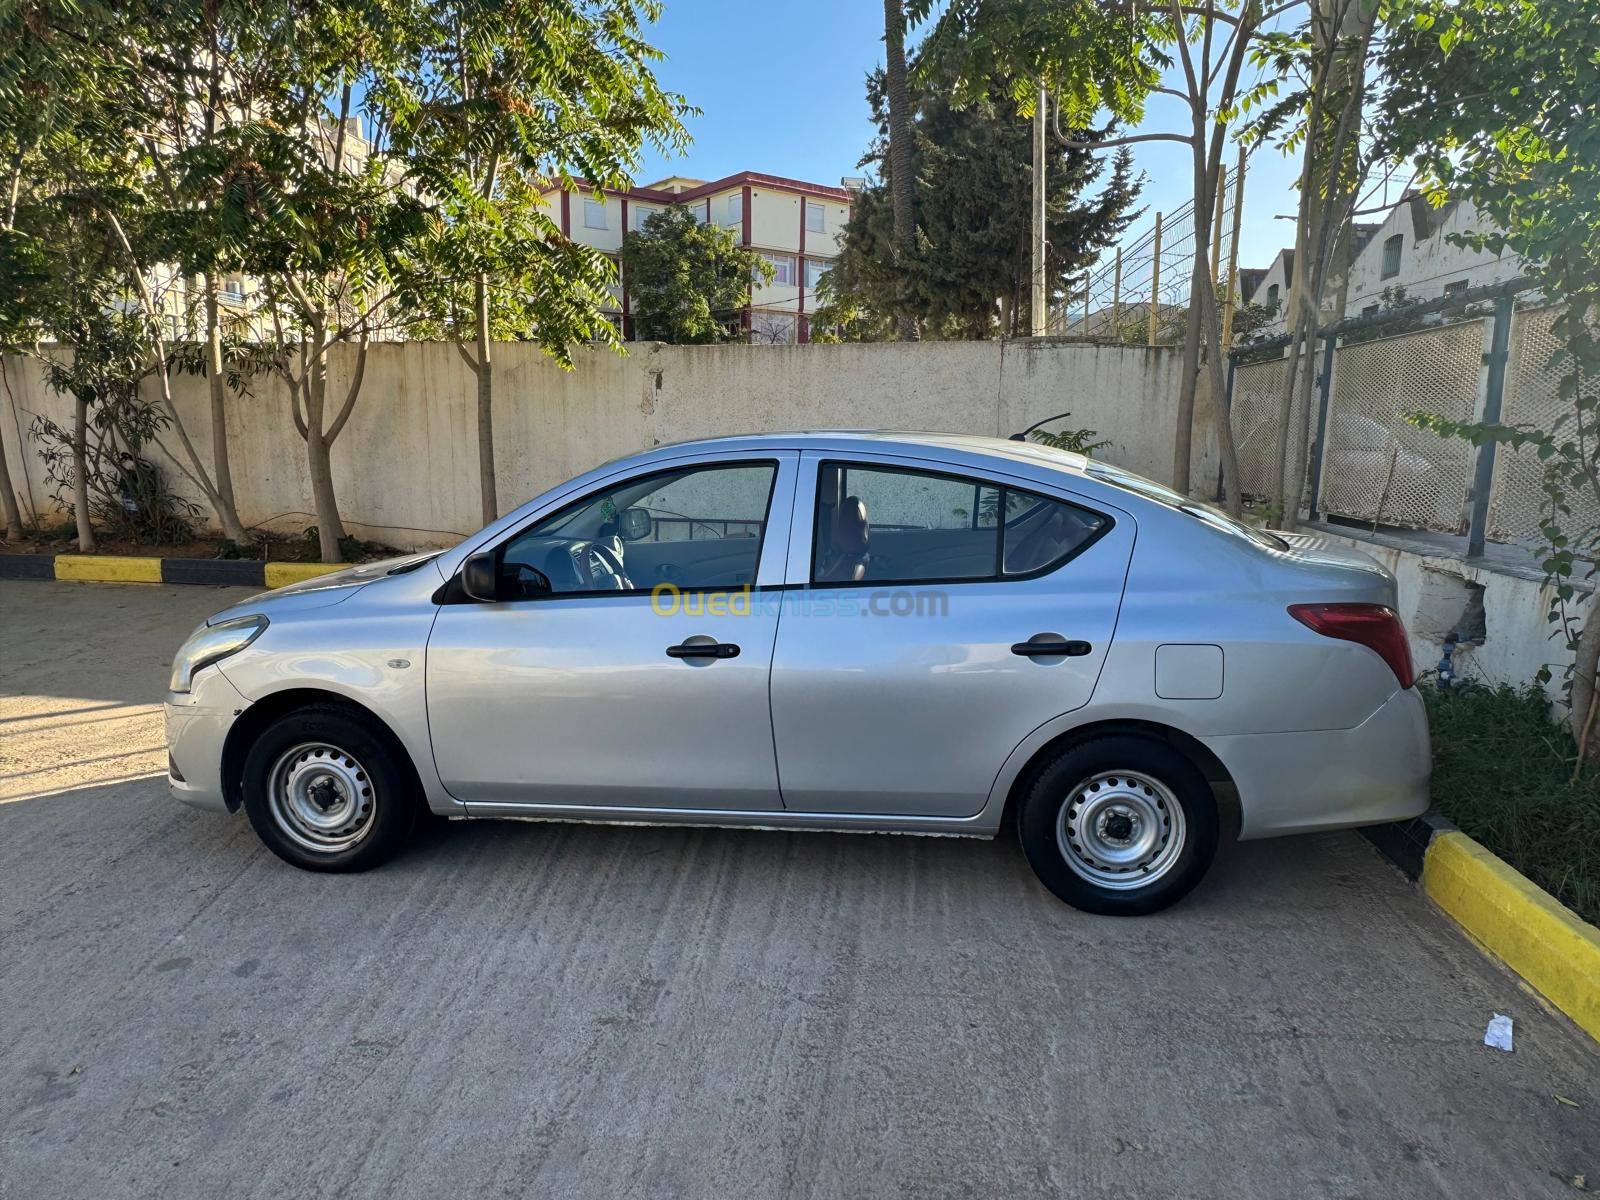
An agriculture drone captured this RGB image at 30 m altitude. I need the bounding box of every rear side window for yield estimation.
[812,461,1109,585]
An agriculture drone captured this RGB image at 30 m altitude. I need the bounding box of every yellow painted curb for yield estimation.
[53,555,163,584]
[264,561,345,589]
[1423,830,1600,1041]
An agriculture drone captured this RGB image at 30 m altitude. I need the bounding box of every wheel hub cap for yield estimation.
[1056,770,1187,891]
[267,743,377,854]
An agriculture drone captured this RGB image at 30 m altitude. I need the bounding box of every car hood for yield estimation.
[204,552,440,625]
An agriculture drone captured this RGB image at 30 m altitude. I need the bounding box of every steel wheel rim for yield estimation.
[1055,770,1186,890]
[266,742,377,854]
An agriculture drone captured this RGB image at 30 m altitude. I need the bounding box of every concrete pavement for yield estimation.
[1,580,1595,1199]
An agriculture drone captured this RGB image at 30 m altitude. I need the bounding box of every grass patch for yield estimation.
[1424,682,1600,926]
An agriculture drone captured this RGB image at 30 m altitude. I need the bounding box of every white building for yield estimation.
[1244,194,1527,334]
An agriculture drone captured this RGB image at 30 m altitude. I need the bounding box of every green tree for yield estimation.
[1375,0,1600,748]
[913,0,1283,515]
[619,206,773,344]
[405,0,689,525]
[882,0,919,341]
[814,66,1140,339]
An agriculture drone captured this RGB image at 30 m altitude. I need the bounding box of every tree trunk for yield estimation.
[306,426,345,564]
[0,408,24,541]
[71,392,95,553]
[1171,285,1205,493]
[883,0,919,342]
[1196,266,1243,516]
[1570,605,1600,757]
[204,277,250,545]
[475,273,497,525]
[301,348,347,563]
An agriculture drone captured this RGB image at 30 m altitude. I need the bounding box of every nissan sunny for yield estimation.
[165,432,1429,914]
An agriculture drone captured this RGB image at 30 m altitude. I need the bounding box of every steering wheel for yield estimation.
[579,541,633,591]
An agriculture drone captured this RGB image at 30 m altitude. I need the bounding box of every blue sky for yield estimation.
[629,0,1351,276]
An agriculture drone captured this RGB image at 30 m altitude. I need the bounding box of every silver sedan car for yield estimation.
[165,432,1429,915]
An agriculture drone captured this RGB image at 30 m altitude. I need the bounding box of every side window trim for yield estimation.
[450,457,785,604]
[804,457,1115,589]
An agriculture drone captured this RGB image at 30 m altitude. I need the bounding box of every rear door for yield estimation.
[768,452,1135,818]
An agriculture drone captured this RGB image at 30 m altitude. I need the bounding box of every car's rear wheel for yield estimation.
[1018,735,1218,915]
[241,704,419,872]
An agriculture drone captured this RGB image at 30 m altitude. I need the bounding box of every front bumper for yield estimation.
[1204,686,1431,840]
[164,667,251,813]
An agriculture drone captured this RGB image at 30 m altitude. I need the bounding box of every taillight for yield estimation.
[1288,603,1415,689]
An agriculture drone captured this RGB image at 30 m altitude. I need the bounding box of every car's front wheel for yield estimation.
[241,704,420,872]
[1018,735,1218,915]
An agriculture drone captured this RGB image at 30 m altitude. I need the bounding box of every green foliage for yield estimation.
[400,0,691,363]
[28,311,198,543]
[1424,682,1600,925]
[620,206,773,344]
[1379,0,1600,711]
[907,0,1163,128]
[814,65,1140,339]
[1028,425,1110,455]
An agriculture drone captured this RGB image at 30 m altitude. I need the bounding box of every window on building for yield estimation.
[1361,304,1380,318]
[1266,284,1280,309]
[760,254,795,286]
[1443,280,1468,298]
[726,195,742,226]
[804,258,830,289]
[1380,233,1403,279]
[750,311,797,345]
[221,277,246,303]
[631,206,654,232]
[583,199,608,230]
[805,201,825,233]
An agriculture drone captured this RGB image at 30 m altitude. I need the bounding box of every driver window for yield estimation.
[497,461,777,598]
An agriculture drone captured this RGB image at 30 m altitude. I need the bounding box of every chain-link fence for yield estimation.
[1318,319,1484,532]
[1054,161,1242,345]
[1486,304,1600,544]
[1228,292,1586,550]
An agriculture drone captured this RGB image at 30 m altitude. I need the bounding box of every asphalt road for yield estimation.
[1,579,1595,1199]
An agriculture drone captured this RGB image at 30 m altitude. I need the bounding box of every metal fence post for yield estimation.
[1305,333,1338,522]
[1218,350,1237,503]
[1467,294,1515,558]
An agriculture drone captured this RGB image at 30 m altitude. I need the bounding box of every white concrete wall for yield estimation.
[0,338,1213,547]
[1320,531,1586,703]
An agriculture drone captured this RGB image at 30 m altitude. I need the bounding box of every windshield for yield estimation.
[1084,463,1287,551]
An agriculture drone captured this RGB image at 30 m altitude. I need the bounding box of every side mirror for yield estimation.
[460,551,501,603]
[617,506,653,541]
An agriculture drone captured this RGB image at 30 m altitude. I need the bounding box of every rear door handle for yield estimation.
[666,641,741,659]
[1012,638,1092,657]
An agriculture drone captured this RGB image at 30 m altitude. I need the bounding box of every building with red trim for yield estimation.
[540,171,856,344]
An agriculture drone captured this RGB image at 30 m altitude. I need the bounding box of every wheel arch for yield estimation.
[998,717,1241,842]
[221,687,426,814]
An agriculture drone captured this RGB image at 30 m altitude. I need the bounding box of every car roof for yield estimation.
[611,429,1096,479]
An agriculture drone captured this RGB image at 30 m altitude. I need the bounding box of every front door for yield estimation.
[769,453,1134,818]
[427,453,797,812]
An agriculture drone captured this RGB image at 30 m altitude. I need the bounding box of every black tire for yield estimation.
[1017,735,1219,916]
[241,703,421,872]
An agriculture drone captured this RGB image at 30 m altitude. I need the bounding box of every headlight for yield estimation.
[169,614,268,693]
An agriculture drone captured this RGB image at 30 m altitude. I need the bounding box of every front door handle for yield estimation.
[666,641,741,660]
[1012,638,1092,658]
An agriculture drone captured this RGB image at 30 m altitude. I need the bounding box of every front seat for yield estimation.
[818,496,870,583]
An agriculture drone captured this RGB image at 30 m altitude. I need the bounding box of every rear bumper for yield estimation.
[164,668,249,813]
[1204,687,1431,840]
